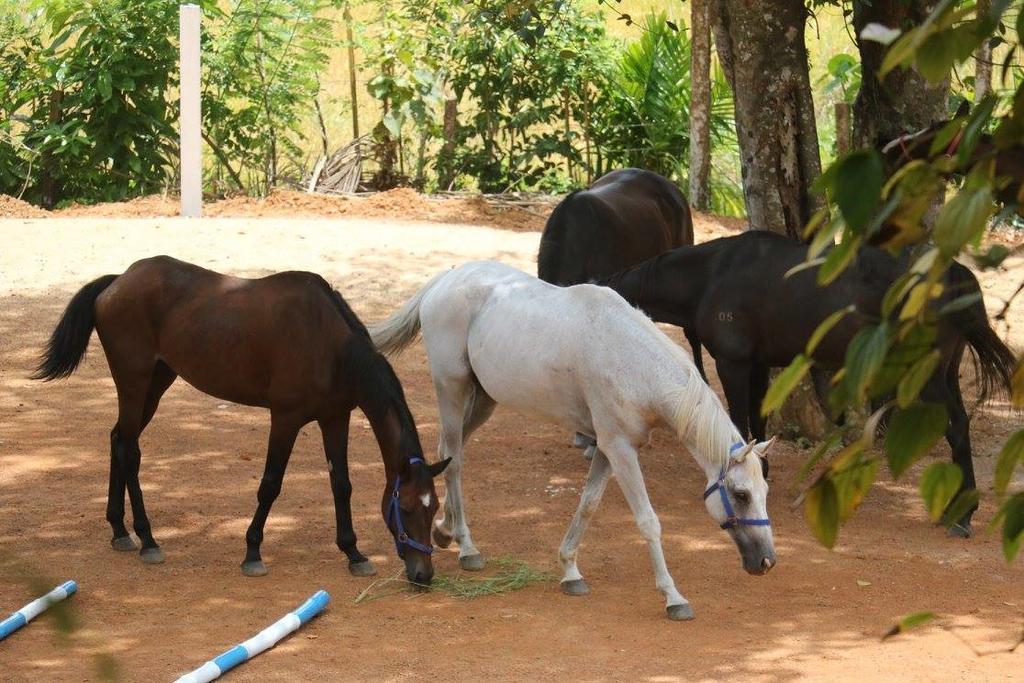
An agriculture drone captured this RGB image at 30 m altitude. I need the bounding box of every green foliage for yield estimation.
[882,611,937,640]
[592,12,741,213]
[203,0,335,195]
[819,53,861,104]
[766,2,1024,560]
[884,402,948,478]
[1,0,178,206]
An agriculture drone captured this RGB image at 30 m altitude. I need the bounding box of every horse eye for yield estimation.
[734,490,750,504]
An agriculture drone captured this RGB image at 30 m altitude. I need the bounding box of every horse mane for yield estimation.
[607,296,741,470]
[664,376,742,471]
[319,280,422,456]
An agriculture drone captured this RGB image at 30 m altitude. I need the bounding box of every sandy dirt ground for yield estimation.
[0,202,1021,682]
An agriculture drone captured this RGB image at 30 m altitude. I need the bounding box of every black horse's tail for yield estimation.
[945,263,1016,404]
[31,274,119,381]
[537,191,581,284]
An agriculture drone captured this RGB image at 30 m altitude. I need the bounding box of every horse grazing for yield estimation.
[598,231,1016,536]
[33,256,449,583]
[369,261,776,621]
[536,168,705,378]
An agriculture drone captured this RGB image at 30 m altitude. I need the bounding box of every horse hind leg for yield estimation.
[558,448,612,596]
[107,361,176,554]
[432,371,487,570]
[942,347,976,537]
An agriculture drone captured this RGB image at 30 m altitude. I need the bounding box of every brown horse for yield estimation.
[33,256,449,583]
[536,168,704,377]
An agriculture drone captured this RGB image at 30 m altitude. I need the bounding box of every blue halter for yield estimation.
[703,443,772,530]
[386,457,433,557]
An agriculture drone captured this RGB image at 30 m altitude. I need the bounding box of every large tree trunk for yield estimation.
[714,0,822,238]
[852,0,949,148]
[688,0,712,211]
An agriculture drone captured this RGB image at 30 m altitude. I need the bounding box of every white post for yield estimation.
[179,4,202,218]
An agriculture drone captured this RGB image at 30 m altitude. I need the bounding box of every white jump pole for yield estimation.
[0,581,78,641]
[179,4,202,218]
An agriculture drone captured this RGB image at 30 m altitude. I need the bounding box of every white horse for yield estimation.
[369,261,776,620]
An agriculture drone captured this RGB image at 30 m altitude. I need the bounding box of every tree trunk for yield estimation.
[39,89,64,209]
[344,3,360,140]
[852,0,949,149]
[437,98,459,191]
[975,0,992,100]
[689,0,712,211]
[714,0,822,238]
[835,102,852,157]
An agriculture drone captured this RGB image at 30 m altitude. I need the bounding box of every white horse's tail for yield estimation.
[368,271,447,356]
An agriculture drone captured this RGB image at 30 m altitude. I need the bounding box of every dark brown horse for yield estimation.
[537,168,704,377]
[598,231,1016,535]
[33,256,449,583]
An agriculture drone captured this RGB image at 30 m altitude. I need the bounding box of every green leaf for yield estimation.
[919,462,963,522]
[798,431,844,482]
[833,151,884,233]
[843,323,890,402]
[97,71,112,101]
[934,185,994,257]
[885,402,948,478]
[938,292,982,316]
[998,493,1024,562]
[806,305,856,356]
[382,111,401,137]
[818,235,862,286]
[805,477,840,548]
[897,350,940,408]
[957,96,997,168]
[761,354,812,416]
[882,611,937,640]
[994,430,1024,495]
[940,489,980,528]
[834,457,879,524]
[881,273,919,318]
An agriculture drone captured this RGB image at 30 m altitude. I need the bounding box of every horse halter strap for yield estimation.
[702,443,772,530]
[386,457,433,557]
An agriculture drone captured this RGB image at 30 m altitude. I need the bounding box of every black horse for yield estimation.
[537,168,705,377]
[599,231,1015,535]
[33,256,449,583]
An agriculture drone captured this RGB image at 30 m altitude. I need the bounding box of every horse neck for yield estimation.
[366,405,422,481]
[659,373,744,483]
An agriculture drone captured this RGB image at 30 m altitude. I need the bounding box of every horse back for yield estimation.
[537,168,693,286]
[95,256,358,410]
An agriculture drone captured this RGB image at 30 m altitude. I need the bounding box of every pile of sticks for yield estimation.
[306,136,370,195]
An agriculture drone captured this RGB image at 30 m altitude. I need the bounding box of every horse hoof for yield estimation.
[432,526,454,549]
[240,560,268,577]
[111,535,139,552]
[459,554,486,571]
[666,603,695,621]
[139,547,165,565]
[348,560,376,577]
[561,579,589,596]
[947,522,972,539]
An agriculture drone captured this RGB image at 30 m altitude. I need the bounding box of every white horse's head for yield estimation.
[703,438,777,575]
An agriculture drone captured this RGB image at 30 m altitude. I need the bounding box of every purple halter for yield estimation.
[703,443,772,530]
[386,457,433,557]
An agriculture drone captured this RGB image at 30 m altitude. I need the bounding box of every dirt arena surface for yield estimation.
[1,205,1021,681]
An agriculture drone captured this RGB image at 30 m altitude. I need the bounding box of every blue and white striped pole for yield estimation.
[174,590,330,683]
[0,580,78,642]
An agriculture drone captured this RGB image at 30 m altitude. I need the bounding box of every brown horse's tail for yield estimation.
[31,274,119,381]
[945,263,1016,404]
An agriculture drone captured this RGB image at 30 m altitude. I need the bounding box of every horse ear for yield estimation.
[428,458,452,478]
[733,439,757,462]
[754,436,778,458]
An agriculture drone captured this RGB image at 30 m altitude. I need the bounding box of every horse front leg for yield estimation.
[319,413,375,576]
[558,448,612,595]
[242,412,301,576]
[601,436,692,621]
